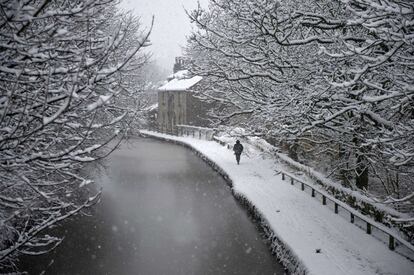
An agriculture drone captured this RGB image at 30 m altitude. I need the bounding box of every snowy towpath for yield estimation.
[141,131,414,275]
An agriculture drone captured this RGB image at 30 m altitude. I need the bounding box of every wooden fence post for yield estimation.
[301,182,305,191]
[322,195,326,205]
[389,235,395,250]
[282,173,285,180]
[366,223,372,234]
[350,213,354,223]
[291,178,294,185]
[311,189,315,197]
[334,203,339,214]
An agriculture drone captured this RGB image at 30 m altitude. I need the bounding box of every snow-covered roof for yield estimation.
[158,70,202,91]
[168,69,189,80]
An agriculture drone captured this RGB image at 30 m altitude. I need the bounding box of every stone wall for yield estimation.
[158,88,213,133]
[157,90,187,134]
[186,93,212,127]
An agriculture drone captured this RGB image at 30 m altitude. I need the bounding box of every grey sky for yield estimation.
[121,0,208,73]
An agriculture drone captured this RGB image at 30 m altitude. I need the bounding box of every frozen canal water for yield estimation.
[20,138,285,274]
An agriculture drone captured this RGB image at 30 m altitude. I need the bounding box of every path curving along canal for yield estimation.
[20,138,285,274]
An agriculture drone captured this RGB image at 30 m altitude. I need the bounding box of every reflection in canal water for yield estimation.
[20,138,285,274]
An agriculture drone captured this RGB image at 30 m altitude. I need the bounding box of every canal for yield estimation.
[20,138,285,274]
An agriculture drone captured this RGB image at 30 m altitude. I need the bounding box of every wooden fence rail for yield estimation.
[280,171,414,258]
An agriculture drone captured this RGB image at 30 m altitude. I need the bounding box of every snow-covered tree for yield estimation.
[0,0,151,269]
[186,0,413,205]
[315,0,414,198]
[185,0,345,156]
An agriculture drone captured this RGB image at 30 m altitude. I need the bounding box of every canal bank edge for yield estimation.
[139,131,307,275]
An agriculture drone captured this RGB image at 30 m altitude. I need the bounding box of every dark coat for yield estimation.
[233,143,243,155]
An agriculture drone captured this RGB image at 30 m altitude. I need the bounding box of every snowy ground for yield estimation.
[141,130,414,275]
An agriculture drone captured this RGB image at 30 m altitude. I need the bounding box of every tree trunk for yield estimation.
[288,140,299,161]
[356,154,369,190]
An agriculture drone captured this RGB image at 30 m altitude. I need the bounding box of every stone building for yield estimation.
[157,70,211,134]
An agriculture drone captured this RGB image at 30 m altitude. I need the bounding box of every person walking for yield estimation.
[233,140,244,165]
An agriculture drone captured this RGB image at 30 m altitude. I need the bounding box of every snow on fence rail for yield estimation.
[280,170,414,261]
[175,125,216,141]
